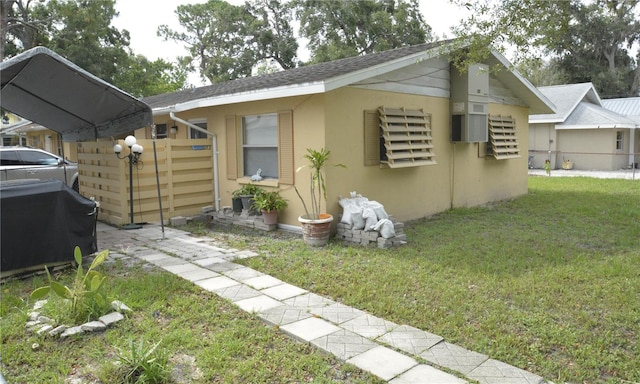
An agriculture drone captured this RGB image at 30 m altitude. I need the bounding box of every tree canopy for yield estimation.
[1,0,185,97]
[451,0,640,97]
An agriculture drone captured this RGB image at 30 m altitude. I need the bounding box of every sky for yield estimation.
[112,0,468,86]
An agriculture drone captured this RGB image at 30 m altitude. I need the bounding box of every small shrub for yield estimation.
[31,246,111,323]
[114,338,170,384]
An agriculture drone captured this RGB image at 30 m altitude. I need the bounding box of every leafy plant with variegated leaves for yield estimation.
[31,246,111,323]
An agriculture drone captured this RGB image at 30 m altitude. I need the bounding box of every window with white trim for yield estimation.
[242,113,278,178]
[190,121,208,139]
[155,124,168,139]
[487,115,520,159]
[364,107,435,168]
[616,131,623,150]
[225,111,294,184]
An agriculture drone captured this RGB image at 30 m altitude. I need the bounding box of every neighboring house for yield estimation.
[127,41,552,228]
[0,114,77,161]
[529,83,639,171]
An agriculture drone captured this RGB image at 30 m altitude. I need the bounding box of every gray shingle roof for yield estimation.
[142,40,451,110]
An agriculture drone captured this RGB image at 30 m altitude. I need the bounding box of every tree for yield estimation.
[1,0,185,97]
[294,0,433,63]
[158,0,298,84]
[0,0,50,59]
[450,0,640,97]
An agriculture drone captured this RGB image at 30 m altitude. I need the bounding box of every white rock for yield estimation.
[48,325,67,337]
[99,312,125,326]
[60,326,84,338]
[80,321,106,332]
[111,300,132,313]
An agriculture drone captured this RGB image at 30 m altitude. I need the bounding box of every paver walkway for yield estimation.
[97,222,548,384]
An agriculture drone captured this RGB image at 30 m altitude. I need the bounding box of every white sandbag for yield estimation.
[351,206,366,230]
[364,201,389,220]
[362,207,377,231]
[338,197,354,225]
[372,219,396,238]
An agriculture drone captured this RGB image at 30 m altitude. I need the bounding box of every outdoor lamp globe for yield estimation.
[124,135,137,148]
[113,144,123,154]
[132,144,143,155]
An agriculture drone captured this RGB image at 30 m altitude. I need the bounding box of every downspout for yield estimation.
[169,112,220,212]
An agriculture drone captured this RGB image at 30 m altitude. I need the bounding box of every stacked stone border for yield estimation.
[25,299,131,340]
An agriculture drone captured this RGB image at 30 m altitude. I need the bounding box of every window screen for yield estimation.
[242,114,278,178]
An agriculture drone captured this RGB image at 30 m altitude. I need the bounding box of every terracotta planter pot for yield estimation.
[261,210,278,225]
[298,214,333,247]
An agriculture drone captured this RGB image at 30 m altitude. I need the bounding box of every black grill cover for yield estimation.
[1,179,97,272]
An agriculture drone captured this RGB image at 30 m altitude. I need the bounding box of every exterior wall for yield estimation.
[145,95,327,228]
[529,123,557,168]
[555,129,629,170]
[25,129,77,162]
[324,87,530,223]
[134,90,531,227]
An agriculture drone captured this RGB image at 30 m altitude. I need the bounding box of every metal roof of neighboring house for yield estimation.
[557,101,636,129]
[602,97,640,120]
[143,40,554,115]
[529,83,600,124]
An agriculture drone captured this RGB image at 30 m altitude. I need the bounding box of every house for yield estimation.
[529,83,639,171]
[116,40,552,229]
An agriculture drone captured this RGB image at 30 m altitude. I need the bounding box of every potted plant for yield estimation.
[231,189,244,213]
[252,190,288,225]
[295,148,345,246]
[236,183,263,210]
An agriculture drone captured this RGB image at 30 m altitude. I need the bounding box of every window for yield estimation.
[155,124,168,139]
[0,150,20,165]
[487,115,520,159]
[226,111,294,184]
[365,107,436,168]
[616,131,623,150]
[190,122,208,139]
[242,114,278,178]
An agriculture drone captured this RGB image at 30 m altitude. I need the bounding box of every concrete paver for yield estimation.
[212,283,262,302]
[234,294,283,313]
[258,305,313,326]
[194,276,239,291]
[341,314,399,339]
[242,275,284,290]
[310,329,377,360]
[280,317,342,342]
[378,324,444,355]
[309,302,367,325]
[96,222,550,383]
[420,341,489,375]
[260,283,307,300]
[468,359,545,384]
[347,345,418,381]
[389,364,467,384]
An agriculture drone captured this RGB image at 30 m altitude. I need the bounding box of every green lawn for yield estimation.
[1,261,382,383]
[234,176,640,383]
[2,176,638,383]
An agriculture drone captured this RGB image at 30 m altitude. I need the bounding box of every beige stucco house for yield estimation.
[529,83,639,171]
[129,41,552,229]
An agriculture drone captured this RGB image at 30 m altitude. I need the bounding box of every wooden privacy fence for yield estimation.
[77,139,214,226]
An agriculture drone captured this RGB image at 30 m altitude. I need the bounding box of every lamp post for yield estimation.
[114,135,143,230]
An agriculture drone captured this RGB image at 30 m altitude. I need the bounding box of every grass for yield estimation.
[228,176,639,383]
[1,260,382,383]
[3,176,638,383]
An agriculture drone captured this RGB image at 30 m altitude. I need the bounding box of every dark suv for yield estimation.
[0,147,79,192]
